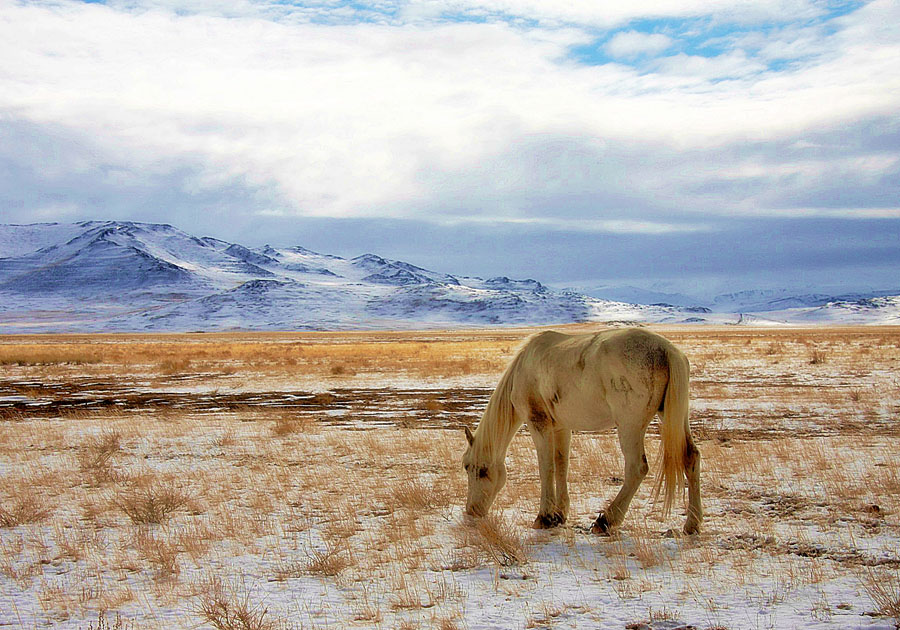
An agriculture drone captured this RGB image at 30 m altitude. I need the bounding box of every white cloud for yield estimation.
[0,0,898,228]
[402,0,824,27]
[434,215,712,234]
[49,0,830,28]
[605,31,673,58]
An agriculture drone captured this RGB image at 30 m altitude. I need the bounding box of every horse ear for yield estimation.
[464,426,474,446]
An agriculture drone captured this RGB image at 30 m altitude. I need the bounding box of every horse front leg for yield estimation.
[592,422,649,535]
[528,425,563,529]
[553,427,571,525]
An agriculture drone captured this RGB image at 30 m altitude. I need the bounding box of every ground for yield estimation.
[0,325,898,630]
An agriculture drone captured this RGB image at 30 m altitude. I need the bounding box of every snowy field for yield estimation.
[0,325,899,630]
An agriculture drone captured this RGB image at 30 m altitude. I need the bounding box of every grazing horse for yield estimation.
[463,328,702,535]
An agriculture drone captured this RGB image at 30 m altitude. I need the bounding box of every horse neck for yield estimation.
[474,389,520,464]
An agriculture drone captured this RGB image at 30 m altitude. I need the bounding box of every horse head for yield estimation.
[462,426,507,517]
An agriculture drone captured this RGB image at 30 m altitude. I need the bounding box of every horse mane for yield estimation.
[472,344,527,464]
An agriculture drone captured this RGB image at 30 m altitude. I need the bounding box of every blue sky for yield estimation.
[0,0,898,297]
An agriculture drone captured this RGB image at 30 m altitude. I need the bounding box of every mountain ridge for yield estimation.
[0,221,897,332]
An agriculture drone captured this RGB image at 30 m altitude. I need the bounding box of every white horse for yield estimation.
[463,328,702,535]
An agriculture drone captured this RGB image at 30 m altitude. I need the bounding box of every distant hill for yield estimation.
[1,221,896,332]
[0,221,692,332]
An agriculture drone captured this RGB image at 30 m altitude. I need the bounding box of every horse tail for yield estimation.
[653,344,691,516]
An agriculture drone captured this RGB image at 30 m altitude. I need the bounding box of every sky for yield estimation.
[0,0,898,298]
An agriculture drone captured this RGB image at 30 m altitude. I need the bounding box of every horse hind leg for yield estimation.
[592,418,650,535]
[683,438,703,535]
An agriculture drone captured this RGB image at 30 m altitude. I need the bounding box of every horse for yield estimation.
[462,328,702,535]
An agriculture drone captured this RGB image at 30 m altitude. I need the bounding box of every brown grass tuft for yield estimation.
[304,538,352,577]
[112,480,192,525]
[389,478,451,512]
[194,576,287,630]
[80,610,134,630]
[0,491,52,527]
[270,414,313,436]
[861,567,900,620]
[809,348,828,365]
[78,429,123,484]
[456,515,529,567]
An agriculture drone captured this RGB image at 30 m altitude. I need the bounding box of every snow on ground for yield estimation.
[0,327,899,630]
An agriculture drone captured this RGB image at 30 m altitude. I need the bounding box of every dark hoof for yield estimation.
[591,513,611,536]
[532,513,565,529]
[683,521,701,536]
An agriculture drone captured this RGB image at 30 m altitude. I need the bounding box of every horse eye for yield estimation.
[478,467,489,479]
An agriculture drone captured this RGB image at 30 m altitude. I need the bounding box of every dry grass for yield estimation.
[270,414,315,436]
[77,429,124,485]
[0,330,516,379]
[861,567,900,619]
[111,479,193,525]
[454,514,530,567]
[195,577,288,630]
[0,326,899,628]
[303,538,352,577]
[0,484,52,527]
[80,611,134,630]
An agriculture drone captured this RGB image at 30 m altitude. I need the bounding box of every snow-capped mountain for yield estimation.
[585,284,900,325]
[0,221,690,332]
[1,221,897,332]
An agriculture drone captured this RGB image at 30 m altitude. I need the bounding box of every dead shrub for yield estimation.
[312,392,336,405]
[0,492,52,527]
[194,576,286,630]
[330,363,353,376]
[78,429,123,484]
[809,349,828,365]
[861,567,900,620]
[304,538,352,577]
[270,415,311,437]
[455,515,529,567]
[112,481,192,525]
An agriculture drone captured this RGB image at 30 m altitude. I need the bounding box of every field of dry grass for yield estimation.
[1,325,899,629]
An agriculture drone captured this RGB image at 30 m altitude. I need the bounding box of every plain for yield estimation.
[0,325,898,630]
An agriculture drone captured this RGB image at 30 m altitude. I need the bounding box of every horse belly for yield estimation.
[553,391,615,432]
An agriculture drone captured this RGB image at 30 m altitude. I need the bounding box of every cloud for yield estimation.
[0,0,898,291]
[605,31,673,58]
[85,0,829,28]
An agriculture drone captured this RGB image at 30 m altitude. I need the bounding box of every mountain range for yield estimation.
[0,221,897,333]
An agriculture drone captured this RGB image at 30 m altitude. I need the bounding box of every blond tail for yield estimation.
[652,346,690,516]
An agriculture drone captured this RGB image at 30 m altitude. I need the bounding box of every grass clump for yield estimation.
[455,515,529,567]
[112,480,192,525]
[195,576,286,630]
[862,567,900,620]
[304,538,352,577]
[0,492,52,527]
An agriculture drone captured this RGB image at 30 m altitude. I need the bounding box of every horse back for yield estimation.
[511,328,673,431]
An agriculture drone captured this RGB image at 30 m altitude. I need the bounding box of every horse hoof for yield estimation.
[591,513,611,536]
[532,513,564,529]
[683,521,701,536]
